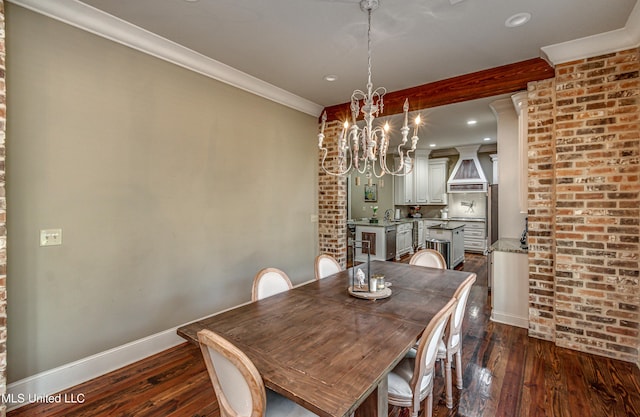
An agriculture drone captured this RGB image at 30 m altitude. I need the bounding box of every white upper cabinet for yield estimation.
[394,156,415,204]
[414,150,430,204]
[427,158,448,204]
[394,152,448,205]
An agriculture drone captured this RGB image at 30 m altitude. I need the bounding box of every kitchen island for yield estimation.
[426,221,465,268]
[351,220,400,262]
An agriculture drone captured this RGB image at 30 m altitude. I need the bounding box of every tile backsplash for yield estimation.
[447,193,487,218]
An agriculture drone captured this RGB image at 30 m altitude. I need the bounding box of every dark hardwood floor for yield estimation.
[9,253,640,417]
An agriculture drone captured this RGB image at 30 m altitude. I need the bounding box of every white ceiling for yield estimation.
[16,0,639,149]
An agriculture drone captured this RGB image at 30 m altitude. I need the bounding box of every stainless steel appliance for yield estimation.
[385,226,396,261]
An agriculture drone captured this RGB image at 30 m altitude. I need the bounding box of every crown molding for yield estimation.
[7,0,324,117]
[541,0,640,64]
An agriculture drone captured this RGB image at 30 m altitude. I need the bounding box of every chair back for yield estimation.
[411,298,456,402]
[252,268,293,301]
[446,273,477,350]
[314,254,342,280]
[409,249,447,269]
[198,329,265,417]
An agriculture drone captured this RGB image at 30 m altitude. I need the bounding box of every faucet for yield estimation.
[384,209,393,222]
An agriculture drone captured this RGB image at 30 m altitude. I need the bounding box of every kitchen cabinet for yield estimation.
[490,238,529,329]
[394,157,415,204]
[395,152,448,205]
[414,151,430,204]
[427,158,448,204]
[415,220,425,250]
[395,222,414,260]
[393,151,426,205]
[461,220,487,253]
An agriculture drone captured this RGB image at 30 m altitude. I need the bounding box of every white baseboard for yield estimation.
[5,296,267,412]
[4,281,322,412]
[491,311,529,329]
[6,328,184,411]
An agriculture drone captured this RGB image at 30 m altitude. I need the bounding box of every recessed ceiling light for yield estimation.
[483,137,491,141]
[429,143,436,148]
[467,119,477,126]
[505,12,531,28]
[323,74,338,82]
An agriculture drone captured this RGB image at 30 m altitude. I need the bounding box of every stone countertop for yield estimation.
[350,218,436,227]
[426,221,465,230]
[351,220,401,227]
[490,238,528,254]
[449,217,486,222]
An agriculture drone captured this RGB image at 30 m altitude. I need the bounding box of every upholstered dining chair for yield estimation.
[314,254,342,280]
[387,297,457,417]
[197,329,318,417]
[251,268,293,301]
[437,273,477,408]
[409,249,447,269]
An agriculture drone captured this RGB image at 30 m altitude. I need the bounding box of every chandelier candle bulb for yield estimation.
[403,99,409,127]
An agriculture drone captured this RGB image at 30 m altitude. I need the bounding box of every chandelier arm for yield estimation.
[355,158,369,175]
[370,157,386,178]
[320,146,354,177]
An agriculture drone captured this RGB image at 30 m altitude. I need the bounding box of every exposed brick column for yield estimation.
[318,120,347,267]
[553,49,639,361]
[527,78,557,341]
[528,48,640,362]
[0,1,7,414]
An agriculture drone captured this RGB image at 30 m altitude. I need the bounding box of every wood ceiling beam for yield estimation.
[320,57,554,122]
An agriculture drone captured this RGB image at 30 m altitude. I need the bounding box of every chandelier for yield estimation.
[317,0,421,178]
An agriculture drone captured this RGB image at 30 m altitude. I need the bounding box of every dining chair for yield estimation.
[314,253,342,280]
[197,329,318,417]
[437,273,477,408]
[409,249,447,269]
[387,297,457,417]
[251,268,293,301]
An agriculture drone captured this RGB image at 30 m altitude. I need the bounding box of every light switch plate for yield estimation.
[40,228,62,246]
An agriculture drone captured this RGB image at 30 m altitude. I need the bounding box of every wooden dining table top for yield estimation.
[177,260,475,417]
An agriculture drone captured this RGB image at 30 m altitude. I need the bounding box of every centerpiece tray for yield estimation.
[348,287,392,300]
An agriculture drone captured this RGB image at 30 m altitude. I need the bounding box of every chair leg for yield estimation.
[455,350,463,389]
[426,393,433,417]
[439,358,445,377]
[444,355,453,408]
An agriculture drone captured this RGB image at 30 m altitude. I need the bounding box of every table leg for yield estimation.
[354,377,388,417]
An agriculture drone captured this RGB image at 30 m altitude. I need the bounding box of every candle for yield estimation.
[403,98,409,128]
[320,111,327,134]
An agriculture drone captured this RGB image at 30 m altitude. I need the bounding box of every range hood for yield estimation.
[447,145,488,193]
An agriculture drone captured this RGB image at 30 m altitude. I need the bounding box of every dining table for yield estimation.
[177,260,475,417]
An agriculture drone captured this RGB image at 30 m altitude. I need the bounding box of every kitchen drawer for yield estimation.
[465,229,485,238]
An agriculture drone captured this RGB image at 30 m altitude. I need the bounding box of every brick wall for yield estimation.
[0,1,6,414]
[318,120,347,267]
[528,48,640,362]
[527,78,557,341]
